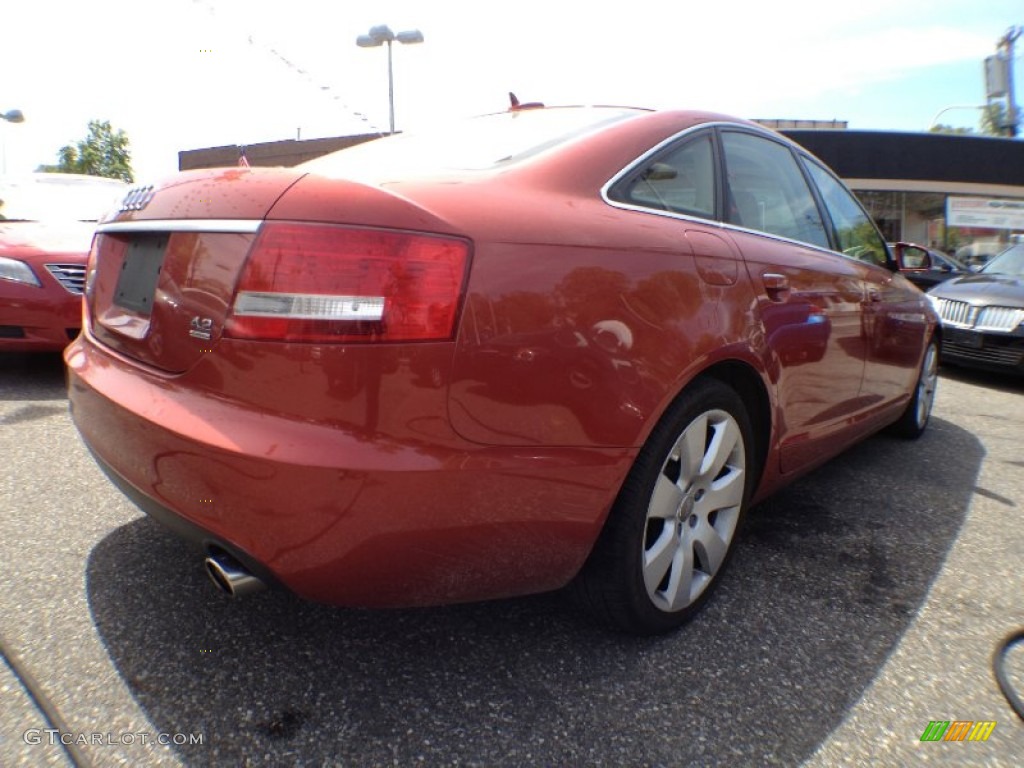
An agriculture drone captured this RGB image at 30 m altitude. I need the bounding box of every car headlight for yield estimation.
[0,255,42,287]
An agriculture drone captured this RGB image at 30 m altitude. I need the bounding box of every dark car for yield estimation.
[0,174,127,350]
[891,242,969,290]
[66,106,938,634]
[928,244,1024,374]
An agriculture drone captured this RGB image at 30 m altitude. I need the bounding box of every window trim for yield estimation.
[601,120,898,272]
[605,126,721,221]
[602,123,726,224]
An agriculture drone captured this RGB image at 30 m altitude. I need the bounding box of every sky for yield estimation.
[1,0,1021,182]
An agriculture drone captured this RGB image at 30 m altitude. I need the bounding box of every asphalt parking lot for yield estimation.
[1,351,1022,767]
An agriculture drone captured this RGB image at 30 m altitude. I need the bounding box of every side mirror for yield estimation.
[893,242,931,271]
[642,163,678,182]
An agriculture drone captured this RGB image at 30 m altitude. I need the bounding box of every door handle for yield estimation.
[867,288,882,302]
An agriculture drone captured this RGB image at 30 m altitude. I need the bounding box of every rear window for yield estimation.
[303,107,644,179]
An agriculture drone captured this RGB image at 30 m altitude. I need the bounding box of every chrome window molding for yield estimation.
[604,192,847,259]
[600,121,887,269]
[601,121,723,207]
[96,219,262,235]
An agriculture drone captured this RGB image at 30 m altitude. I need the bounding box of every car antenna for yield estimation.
[509,92,544,111]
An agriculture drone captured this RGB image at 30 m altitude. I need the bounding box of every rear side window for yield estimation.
[721,131,829,249]
[609,133,716,219]
[803,159,889,267]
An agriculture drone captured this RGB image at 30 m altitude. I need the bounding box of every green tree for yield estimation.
[980,103,1019,137]
[928,124,974,135]
[50,120,134,182]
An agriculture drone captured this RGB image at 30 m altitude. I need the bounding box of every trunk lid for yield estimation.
[86,168,305,372]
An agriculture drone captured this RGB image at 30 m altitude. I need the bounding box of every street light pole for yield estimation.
[928,104,986,131]
[1,109,26,175]
[985,27,1022,137]
[997,27,1021,137]
[356,25,424,135]
[386,37,395,135]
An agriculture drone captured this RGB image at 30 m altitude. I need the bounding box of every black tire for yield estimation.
[573,378,756,635]
[888,337,938,439]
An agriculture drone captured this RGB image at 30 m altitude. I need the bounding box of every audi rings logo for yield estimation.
[120,185,156,212]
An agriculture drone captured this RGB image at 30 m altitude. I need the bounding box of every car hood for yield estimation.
[928,273,1024,308]
[0,220,96,261]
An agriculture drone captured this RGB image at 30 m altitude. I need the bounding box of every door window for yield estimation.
[720,131,829,249]
[803,160,889,267]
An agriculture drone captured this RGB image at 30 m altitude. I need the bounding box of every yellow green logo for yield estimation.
[920,721,996,742]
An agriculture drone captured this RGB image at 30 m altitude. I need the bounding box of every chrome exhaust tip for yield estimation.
[204,553,265,597]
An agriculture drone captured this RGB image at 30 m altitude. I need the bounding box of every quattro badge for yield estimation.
[189,316,214,341]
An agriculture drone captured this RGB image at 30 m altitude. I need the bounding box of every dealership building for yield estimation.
[780,128,1024,263]
[181,124,1024,263]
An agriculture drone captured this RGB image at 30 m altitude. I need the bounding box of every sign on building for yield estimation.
[947,197,1024,230]
[984,55,1009,99]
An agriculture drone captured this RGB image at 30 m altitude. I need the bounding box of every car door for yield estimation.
[801,159,929,405]
[717,129,871,474]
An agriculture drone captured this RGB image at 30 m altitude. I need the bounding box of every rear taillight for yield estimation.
[226,222,470,343]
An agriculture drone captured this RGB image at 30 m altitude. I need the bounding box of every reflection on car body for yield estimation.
[66,106,938,634]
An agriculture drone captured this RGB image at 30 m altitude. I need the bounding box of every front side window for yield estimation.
[720,131,829,249]
[804,160,889,267]
[609,132,716,219]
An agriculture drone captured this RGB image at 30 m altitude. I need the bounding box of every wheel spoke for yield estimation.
[700,468,745,513]
[664,543,694,611]
[701,417,741,480]
[643,525,679,596]
[692,519,729,575]
[917,344,938,425]
[678,414,708,485]
[649,474,685,519]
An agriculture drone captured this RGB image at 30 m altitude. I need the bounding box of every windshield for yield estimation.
[302,107,644,180]
[0,174,128,222]
[981,244,1024,277]
[935,251,968,270]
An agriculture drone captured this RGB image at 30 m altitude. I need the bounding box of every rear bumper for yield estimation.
[65,336,632,607]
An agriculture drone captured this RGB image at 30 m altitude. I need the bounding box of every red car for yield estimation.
[66,107,939,634]
[1,174,127,350]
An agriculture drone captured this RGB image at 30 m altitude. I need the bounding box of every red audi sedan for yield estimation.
[1,174,127,350]
[66,107,939,634]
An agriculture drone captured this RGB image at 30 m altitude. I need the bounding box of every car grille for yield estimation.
[45,264,87,295]
[943,341,1024,368]
[976,306,1024,332]
[934,298,1024,332]
[935,299,972,325]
